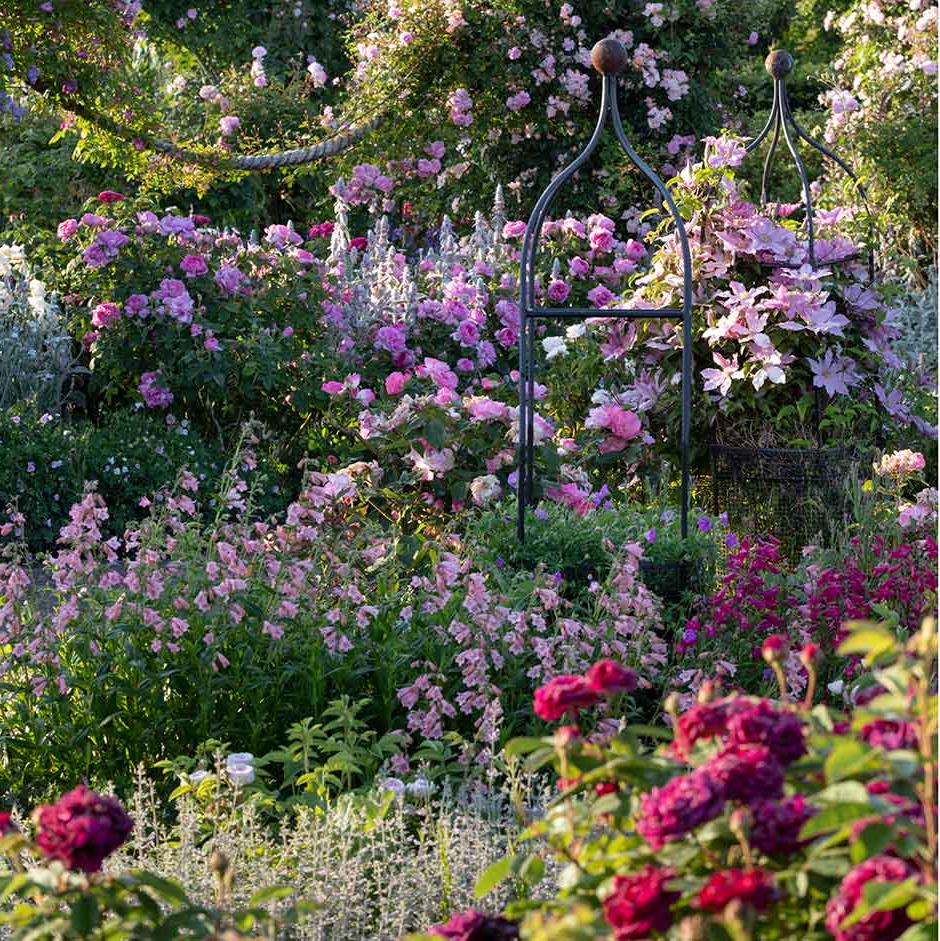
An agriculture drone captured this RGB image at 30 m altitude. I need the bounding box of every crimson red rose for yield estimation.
[603,866,679,939]
[533,675,600,721]
[0,812,15,835]
[97,190,124,203]
[585,659,638,696]
[34,785,133,873]
[696,868,778,913]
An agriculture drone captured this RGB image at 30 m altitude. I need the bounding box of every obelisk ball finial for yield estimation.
[591,38,628,76]
[765,49,794,79]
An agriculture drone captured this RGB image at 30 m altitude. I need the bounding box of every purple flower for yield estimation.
[180,254,208,278]
[702,744,784,802]
[635,769,726,850]
[645,528,657,543]
[219,115,241,136]
[34,785,133,873]
[430,910,519,940]
[750,795,815,856]
[215,265,245,295]
[727,700,806,766]
[697,516,713,533]
[807,349,862,397]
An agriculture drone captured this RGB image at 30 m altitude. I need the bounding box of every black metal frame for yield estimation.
[745,50,875,281]
[516,58,694,542]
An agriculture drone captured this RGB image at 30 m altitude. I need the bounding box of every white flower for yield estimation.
[542,336,569,360]
[566,322,587,340]
[226,751,255,768]
[189,770,210,784]
[469,474,502,506]
[227,763,256,786]
[406,777,434,799]
[827,680,845,697]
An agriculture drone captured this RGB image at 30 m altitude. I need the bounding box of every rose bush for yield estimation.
[456,617,937,941]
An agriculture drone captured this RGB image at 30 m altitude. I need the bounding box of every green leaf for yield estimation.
[850,822,894,863]
[129,871,189,906]
[70,895,99,933]
[839,879,919,929]
[838,627,895,662]
[474,856,513,899]
[503,736,549,757]
[517,854,545,887]
[897,925,938,941]
[801,803,874,839]
[814,781,871,805]
[825,740,880,783]
[248,884,296,906]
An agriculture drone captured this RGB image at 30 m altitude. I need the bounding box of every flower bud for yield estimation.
[799,642,821,667]
[761,633,788,664]
[664,692,681,719]
[209,849,230,877]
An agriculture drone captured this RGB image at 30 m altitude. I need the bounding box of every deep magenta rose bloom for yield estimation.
[603,866,679,939]
[533,675,600,722]
[825,855,918,941]
[674,697,748,758]
[696,868,778,913]
[34,785,133,873]
[750,794,816,856]
[97,190,125,203]
[0,812,15,835]
[585,659,638,696]
[727,700,806,765]
[635,770,725,850]
[430,910,519,940]
[860,719,919,751]
[704,744,784,803]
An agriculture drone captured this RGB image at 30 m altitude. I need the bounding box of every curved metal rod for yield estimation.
[516,76,611,537]
[746,80,780,155]
[776,80,817,268]
[516,67,695,541]
[787,108,877,282]
[519,78,612,310]
[609,76,693,539]
[760,93,782,207]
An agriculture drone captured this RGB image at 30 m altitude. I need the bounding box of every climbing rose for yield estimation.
[430,910,519,940]
[533,675,600,722]
[585,659,638,695]
[703,744,784,802]
[727,699,806,765]
[603,866,679,939]
[696,868,778,913]
[825,855,918,941]
[636,770,725,850]
[91,302,121,329]
[34,785,133,873]
[180,254,209,277]
[750,794,815,856]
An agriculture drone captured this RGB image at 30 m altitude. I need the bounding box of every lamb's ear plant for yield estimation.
[433,617,938,941]
[0,786,318,941]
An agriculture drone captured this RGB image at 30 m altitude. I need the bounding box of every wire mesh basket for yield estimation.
[708,445,865,558]
[638,558,706,604]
